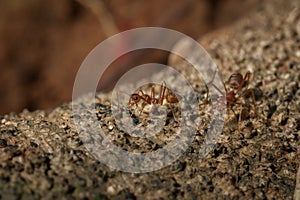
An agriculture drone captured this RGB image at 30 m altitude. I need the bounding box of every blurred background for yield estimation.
[0,0,260,114]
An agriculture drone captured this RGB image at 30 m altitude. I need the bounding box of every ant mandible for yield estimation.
[128,82,180,120]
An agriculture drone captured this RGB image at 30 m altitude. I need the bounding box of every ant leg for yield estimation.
[229,107,237,117]
[238,88,256,110]
[138,90,145,96]
[241,71,252,91]
[229,106,242,130]
[159,82,167,105]
[207,69,218,86]
[131,103,141,117]
[209,70,227,97]
[243,71,251,86]
[151,85,155,99]
[249,89,256,110]
[208,69,227,94]
[169,101,180,123]
[235,71,252,93]
[240,88,268,122]
[237,108,243,131]
[128,102,139,118]
[199,71,214,111]
[139,102,147,116]
[199,70,218,106]
[236,88,268,122]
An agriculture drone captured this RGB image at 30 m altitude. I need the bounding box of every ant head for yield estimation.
[129,93,141,105]
[131,93,140,100]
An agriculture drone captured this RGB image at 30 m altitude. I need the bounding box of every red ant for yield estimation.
[207,70,257,123]
[128,82,180,121]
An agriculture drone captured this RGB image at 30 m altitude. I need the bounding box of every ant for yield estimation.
[128,82,180,121]
[207,70,257,124]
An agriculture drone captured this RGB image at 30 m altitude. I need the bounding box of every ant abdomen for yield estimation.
[228,73,244,90]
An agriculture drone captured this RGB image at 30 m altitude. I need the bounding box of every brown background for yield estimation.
[0,0,259,114]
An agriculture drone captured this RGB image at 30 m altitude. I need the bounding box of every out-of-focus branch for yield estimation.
[76,0,119,37]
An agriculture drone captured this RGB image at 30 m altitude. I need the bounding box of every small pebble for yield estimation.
[243,128,253,139]
[108,124,114,131]
[107,185,117,195]
[0,139,7,148]
[30,141,38,148]
[135,183,146,194]
[171,161,187,173]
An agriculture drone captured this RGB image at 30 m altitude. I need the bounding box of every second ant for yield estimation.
[206,70,258,127]
[128,82,180,122]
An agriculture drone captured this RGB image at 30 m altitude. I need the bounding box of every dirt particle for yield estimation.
[30,141,38,148]
[171,161,186,173]
[0,139,7,148]
[0,129,16,135]
[107,185,117,195]
[295,118,300,131]
[264,103,277,119]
